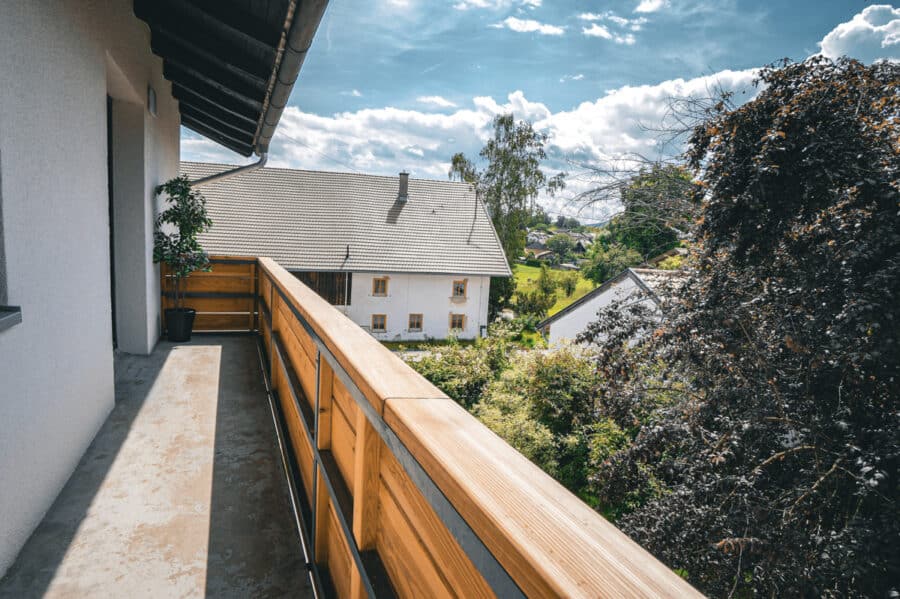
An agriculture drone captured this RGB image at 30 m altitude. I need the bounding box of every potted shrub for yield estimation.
[153,176,212,342]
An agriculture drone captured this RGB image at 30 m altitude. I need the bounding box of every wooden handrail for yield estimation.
[168,255,702,597]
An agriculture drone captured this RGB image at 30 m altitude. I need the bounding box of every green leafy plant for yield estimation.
[582,242,642,284]
[581,57,900,596]
[153,176,213,310]
[559,271,579,296]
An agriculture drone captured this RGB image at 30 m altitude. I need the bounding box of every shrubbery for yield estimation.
[582,57,900,596]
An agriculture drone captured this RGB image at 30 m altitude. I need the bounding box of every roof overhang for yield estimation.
[135,0,328,157]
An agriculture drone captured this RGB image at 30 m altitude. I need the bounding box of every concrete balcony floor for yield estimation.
[0,336,311,598]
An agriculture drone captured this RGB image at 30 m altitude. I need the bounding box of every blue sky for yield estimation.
[183,2,900,219]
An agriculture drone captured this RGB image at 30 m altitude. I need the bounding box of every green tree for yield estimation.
[547,233,575,258]
[153,176,213,310]
[450,114,565,315]
[581,162,698,259]
[527,206,552,227]
[559,271,579,296]
[514,288,555,318]
[605,164,696,258]
[536,263,557,296]
[582,57,900,596]
[582,242,642,284]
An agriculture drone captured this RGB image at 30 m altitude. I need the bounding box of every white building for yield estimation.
[538,268,685,345]
[180,162,511,340]
[0,0,326,577]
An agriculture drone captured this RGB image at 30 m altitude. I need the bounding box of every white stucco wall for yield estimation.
[342,272,491,340]
[0,0,179,576]
[545,275,651,345]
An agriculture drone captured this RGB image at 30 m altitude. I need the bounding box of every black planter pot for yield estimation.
[165,308,196,342]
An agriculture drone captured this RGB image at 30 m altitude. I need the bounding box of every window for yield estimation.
[0,153,6,307]
[0,151,20,333]
[372,277,388,297]
[408,313,423,331]
[293,272,352,305]
[371,314,386,332]
[452,279,467,299]
[450,313,465,331]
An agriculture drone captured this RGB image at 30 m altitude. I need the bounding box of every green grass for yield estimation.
[513,264,597,316]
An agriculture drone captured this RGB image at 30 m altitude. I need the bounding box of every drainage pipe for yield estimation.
[190,152,267,187]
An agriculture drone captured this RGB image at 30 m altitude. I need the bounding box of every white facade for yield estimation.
[341,272,491,340]
[542,273,654,346]
[0,1,179,575]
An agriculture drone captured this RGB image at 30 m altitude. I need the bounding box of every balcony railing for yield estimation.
[162,256,702,598]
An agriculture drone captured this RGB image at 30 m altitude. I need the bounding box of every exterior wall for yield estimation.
[546,276,648,345]
[343,272,491,340]
[0,0,179,576]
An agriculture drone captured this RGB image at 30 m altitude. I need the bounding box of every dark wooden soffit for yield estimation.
[135,0,320,157]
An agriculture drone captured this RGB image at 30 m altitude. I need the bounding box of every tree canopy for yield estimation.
[605,164,697,258]
[581,57,900,596]
[450,114,565,315]
[450,114,565,261]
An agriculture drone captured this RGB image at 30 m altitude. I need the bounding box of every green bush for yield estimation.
[536,263,557,295]
[472,390,559,477]
[582,242,642,284]
[558,271,579,296]
[411,343,494,409]
[514,288,555,317]
[656,254,684,270]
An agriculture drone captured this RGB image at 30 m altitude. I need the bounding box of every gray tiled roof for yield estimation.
[180,162,511,277]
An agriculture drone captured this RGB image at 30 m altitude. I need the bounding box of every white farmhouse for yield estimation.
[182,162,511,340]
[538,268,685,345]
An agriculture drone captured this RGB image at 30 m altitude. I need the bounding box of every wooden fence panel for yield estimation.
[160,255,256,333]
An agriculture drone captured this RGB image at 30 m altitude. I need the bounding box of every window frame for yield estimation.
[371,314,387,332]
[449,313,465,331]
[452,279,467,299]
[408,313,423,332]
[0,150,20,333]
[372,277,388,297]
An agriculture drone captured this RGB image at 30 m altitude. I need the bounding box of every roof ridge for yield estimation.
[181,160,475,187]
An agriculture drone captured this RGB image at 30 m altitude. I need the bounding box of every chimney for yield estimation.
[398,171,409,202]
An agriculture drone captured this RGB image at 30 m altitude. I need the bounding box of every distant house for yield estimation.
[538,268,686,345]
[525,248,555,261]
[182,162,511,340]
[526,230,550,248]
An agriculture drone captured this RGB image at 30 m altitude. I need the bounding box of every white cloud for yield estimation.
[492,16,565,35]
[583,23,612,39]
[583,23,636,45]
[183,69,758,221]
[560,73,585,83]
[417,95,458,108]
[578,11,648,31]
[635,0,667,13]
[453,0,540,9]
[340,89,363,97]
[818,4,900,63]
